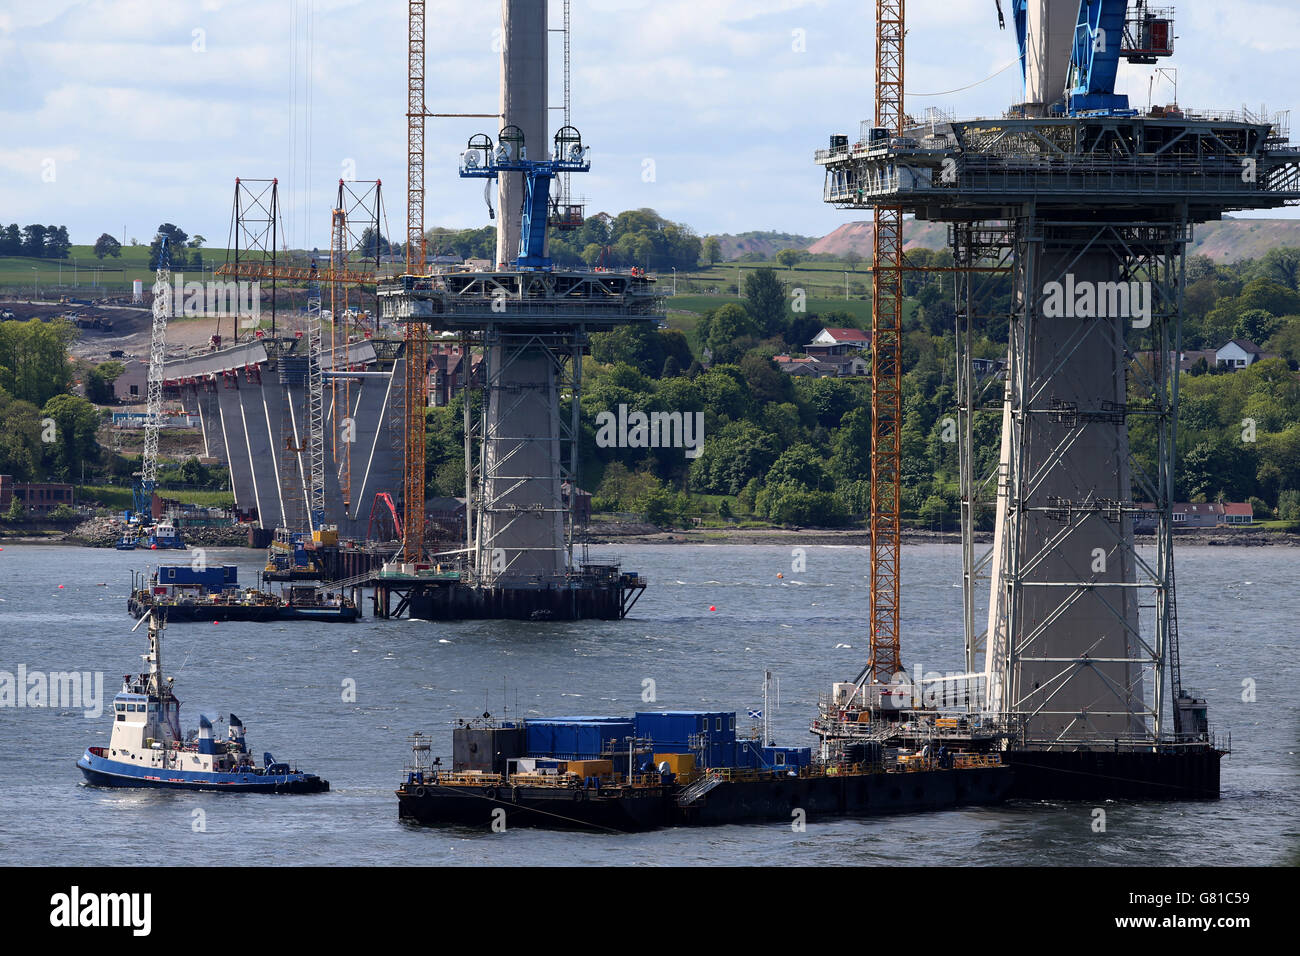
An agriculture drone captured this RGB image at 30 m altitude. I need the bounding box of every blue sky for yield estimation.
[2,0,1298,248]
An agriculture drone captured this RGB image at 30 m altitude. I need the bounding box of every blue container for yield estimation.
[762,746,812,770]
[635,711,737,750]
[525,719,634,759]
[157,565,239,594]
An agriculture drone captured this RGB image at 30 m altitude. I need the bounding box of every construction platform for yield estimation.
[367,563,646,622]
[817,109,1300,219]
[378,269,664,331]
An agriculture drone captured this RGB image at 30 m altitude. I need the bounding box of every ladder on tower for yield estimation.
[1166,553,1186,733]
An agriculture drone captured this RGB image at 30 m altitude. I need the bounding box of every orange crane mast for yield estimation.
[865,0,906,688]
[403,0,429,565]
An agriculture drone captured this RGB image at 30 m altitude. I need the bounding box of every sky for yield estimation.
[2,0,1299,249]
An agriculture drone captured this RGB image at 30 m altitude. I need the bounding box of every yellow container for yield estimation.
[653,753,696,776]
[565,759,613,778]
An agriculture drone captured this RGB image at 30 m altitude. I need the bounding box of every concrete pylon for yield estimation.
[1022,0,1076,114]
[476,342,567,584]
[984,243,1147,742]
[497,0,548,268]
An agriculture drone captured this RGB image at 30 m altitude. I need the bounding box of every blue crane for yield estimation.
[997,0,1174,116]
[459,125,591,271]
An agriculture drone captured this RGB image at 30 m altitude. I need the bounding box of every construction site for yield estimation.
[137,1,653,621]
[82,0,1289,797]
[813,0,1300,798]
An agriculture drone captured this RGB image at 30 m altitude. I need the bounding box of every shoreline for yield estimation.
[587,525,1300,548]
[4,524,1296,549]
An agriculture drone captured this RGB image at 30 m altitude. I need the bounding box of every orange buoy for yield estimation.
[777,573,784,579]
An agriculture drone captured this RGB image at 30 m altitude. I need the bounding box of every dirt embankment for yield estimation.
[64,516,252,549]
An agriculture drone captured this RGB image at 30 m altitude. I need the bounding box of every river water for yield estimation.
[0,542,1294,866]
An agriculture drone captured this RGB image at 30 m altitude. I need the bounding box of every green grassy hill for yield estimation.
[0,245,233,292]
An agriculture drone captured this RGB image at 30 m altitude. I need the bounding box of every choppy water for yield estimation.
[0,542,1294,866]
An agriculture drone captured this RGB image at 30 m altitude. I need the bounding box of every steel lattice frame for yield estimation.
[863,0,906,687]
[142,245,171,496]
[305,271,326,529]
[974,215,1188,747]
[404,0,428,563]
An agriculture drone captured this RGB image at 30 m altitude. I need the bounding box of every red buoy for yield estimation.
[709,605,716,612]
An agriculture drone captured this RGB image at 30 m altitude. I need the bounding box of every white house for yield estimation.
[807,328,871,356]
[1215,339,1272,370]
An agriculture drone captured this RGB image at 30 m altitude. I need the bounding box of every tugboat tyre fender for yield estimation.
[484,787,497,800]
[414,786,427,798]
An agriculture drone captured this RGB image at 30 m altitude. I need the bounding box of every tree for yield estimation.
[743,267,787,338]
[359,226,392,259]
[0,317,76,406]
[844,250,863,272]
[582,243,604,268]
[689,421,778,495]
[93,233,122,260]
[1,223,21,255]
[775,248,803,270]
[41,393,102,481]
[21,224,48,257]
[149,224,190,269]
[1259,247,1300,291]
[703,236,722,267]
[1234,308,1282,345]
[44,225,71,259]
[702,303,761,365]
[766,443,827,490]
[84,361,125,404]
[1237,278,1300,317]
[190,235,207,249]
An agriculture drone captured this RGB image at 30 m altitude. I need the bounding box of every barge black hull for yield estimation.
[128,597,358,623]
[404,583,632,622]
[1005,747,1222,801]
[397,766,1012,833]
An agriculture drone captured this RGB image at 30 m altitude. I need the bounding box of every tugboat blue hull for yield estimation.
[77,751,329,794]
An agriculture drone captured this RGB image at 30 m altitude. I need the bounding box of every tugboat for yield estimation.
[141,521,185,550]
[77,611,329,793]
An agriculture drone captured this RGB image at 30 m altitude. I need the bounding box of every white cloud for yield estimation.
[2,0,1297,247]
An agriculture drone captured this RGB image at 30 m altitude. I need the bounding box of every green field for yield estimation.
[76,485,234,510]
[0,244,234,293]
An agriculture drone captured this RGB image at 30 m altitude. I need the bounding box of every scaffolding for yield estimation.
[818,107,1300,748]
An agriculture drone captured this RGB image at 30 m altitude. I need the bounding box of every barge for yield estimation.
[128,566,359,623]
[397,704,1011,833]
